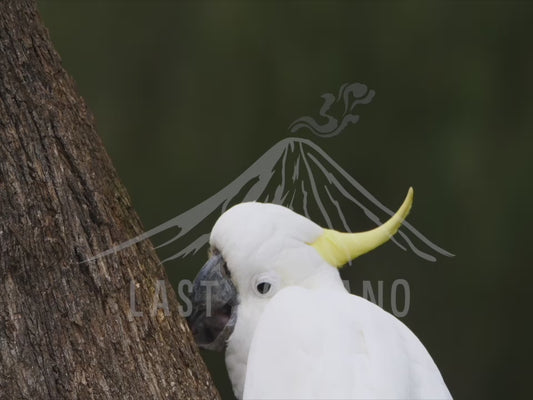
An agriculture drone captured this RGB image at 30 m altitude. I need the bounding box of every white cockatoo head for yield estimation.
[187,188,413,395]
[210,201,330,303]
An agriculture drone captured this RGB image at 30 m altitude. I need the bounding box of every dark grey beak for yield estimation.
[187,253,238,351]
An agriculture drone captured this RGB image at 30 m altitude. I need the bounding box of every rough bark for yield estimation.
[0,1,219,398]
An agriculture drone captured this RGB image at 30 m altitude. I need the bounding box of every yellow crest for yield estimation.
[311,187,414,267]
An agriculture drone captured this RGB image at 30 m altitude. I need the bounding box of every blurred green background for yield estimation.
[40,1,532,399]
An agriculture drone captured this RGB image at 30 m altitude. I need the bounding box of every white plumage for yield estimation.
[191,198,451,399]
[244,287,451,399]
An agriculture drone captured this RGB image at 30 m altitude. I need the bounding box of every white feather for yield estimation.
[243,287,452,400]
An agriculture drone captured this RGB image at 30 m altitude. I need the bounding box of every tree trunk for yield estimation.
[0,1,219,398]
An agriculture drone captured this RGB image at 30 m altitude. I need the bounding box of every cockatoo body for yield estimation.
[188,189,452,399]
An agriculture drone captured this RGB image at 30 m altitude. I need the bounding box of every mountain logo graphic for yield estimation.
[85,83,453,264]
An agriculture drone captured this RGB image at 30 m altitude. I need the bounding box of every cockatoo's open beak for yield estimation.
[187,253,238,351]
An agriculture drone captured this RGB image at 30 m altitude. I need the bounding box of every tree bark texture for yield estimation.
[0,1,219,398]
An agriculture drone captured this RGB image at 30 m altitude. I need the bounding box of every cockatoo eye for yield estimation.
[252,273,279,298]
[256,282,271,294]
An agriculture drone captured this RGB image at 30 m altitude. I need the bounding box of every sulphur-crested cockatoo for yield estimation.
[188,188,452,399]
